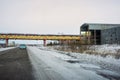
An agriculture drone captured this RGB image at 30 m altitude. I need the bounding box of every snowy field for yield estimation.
[51,44,120,59]
[88,44,120,54]
[27,46,120,80]
[85,44,120,58]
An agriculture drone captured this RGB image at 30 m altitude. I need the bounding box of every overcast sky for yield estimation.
[0,0,120,35]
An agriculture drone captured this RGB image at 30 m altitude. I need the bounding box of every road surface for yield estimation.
[0,48,34,80]
[0,47,120,80]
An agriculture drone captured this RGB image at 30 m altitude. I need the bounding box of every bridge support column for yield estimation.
[94,30,96,45]
[43,39,46,46]
[59,40,64,45]
[67,40,70,45]
[6,39,8,47]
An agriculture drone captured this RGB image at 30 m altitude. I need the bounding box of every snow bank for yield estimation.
[88,44,120,54]
[69,52,120,73]
[84,44,120,58]
[0,47,15,52]
[50,44,120,58]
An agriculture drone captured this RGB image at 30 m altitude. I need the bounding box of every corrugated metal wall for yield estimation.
[101,27,120,44]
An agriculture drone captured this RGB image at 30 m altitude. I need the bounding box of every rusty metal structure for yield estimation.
[0,33,80,46]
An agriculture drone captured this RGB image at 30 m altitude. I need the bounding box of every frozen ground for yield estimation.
[89,44,120,53]
[27,46,120,80]
[86,44,120,55]
[51,44,120,58]
[75,44,120,59]
[0,47,15,52]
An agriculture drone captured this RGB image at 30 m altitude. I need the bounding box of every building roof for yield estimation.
[81,23,120,30]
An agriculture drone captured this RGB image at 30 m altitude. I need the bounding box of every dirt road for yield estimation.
[0,48,34,80]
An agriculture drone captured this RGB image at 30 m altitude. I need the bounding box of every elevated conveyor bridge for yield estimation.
[0,33,80,46]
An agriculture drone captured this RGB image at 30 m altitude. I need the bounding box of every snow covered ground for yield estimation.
[86,44,120,55]
[51,44,120,58]
[0,47,15,52]
[27,46,120,80]
[79,44,120,59]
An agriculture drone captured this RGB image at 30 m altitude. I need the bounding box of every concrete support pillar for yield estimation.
[59,40,64,45]
[85,31,87,44]
[6,39,8,47]
[43,39,46,46]
[94,30,96,45]
[88,30,90,44]
[67,40,70,45]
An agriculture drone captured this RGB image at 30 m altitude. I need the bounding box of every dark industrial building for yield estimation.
[80,23,120,44]
[101,27,120,44]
